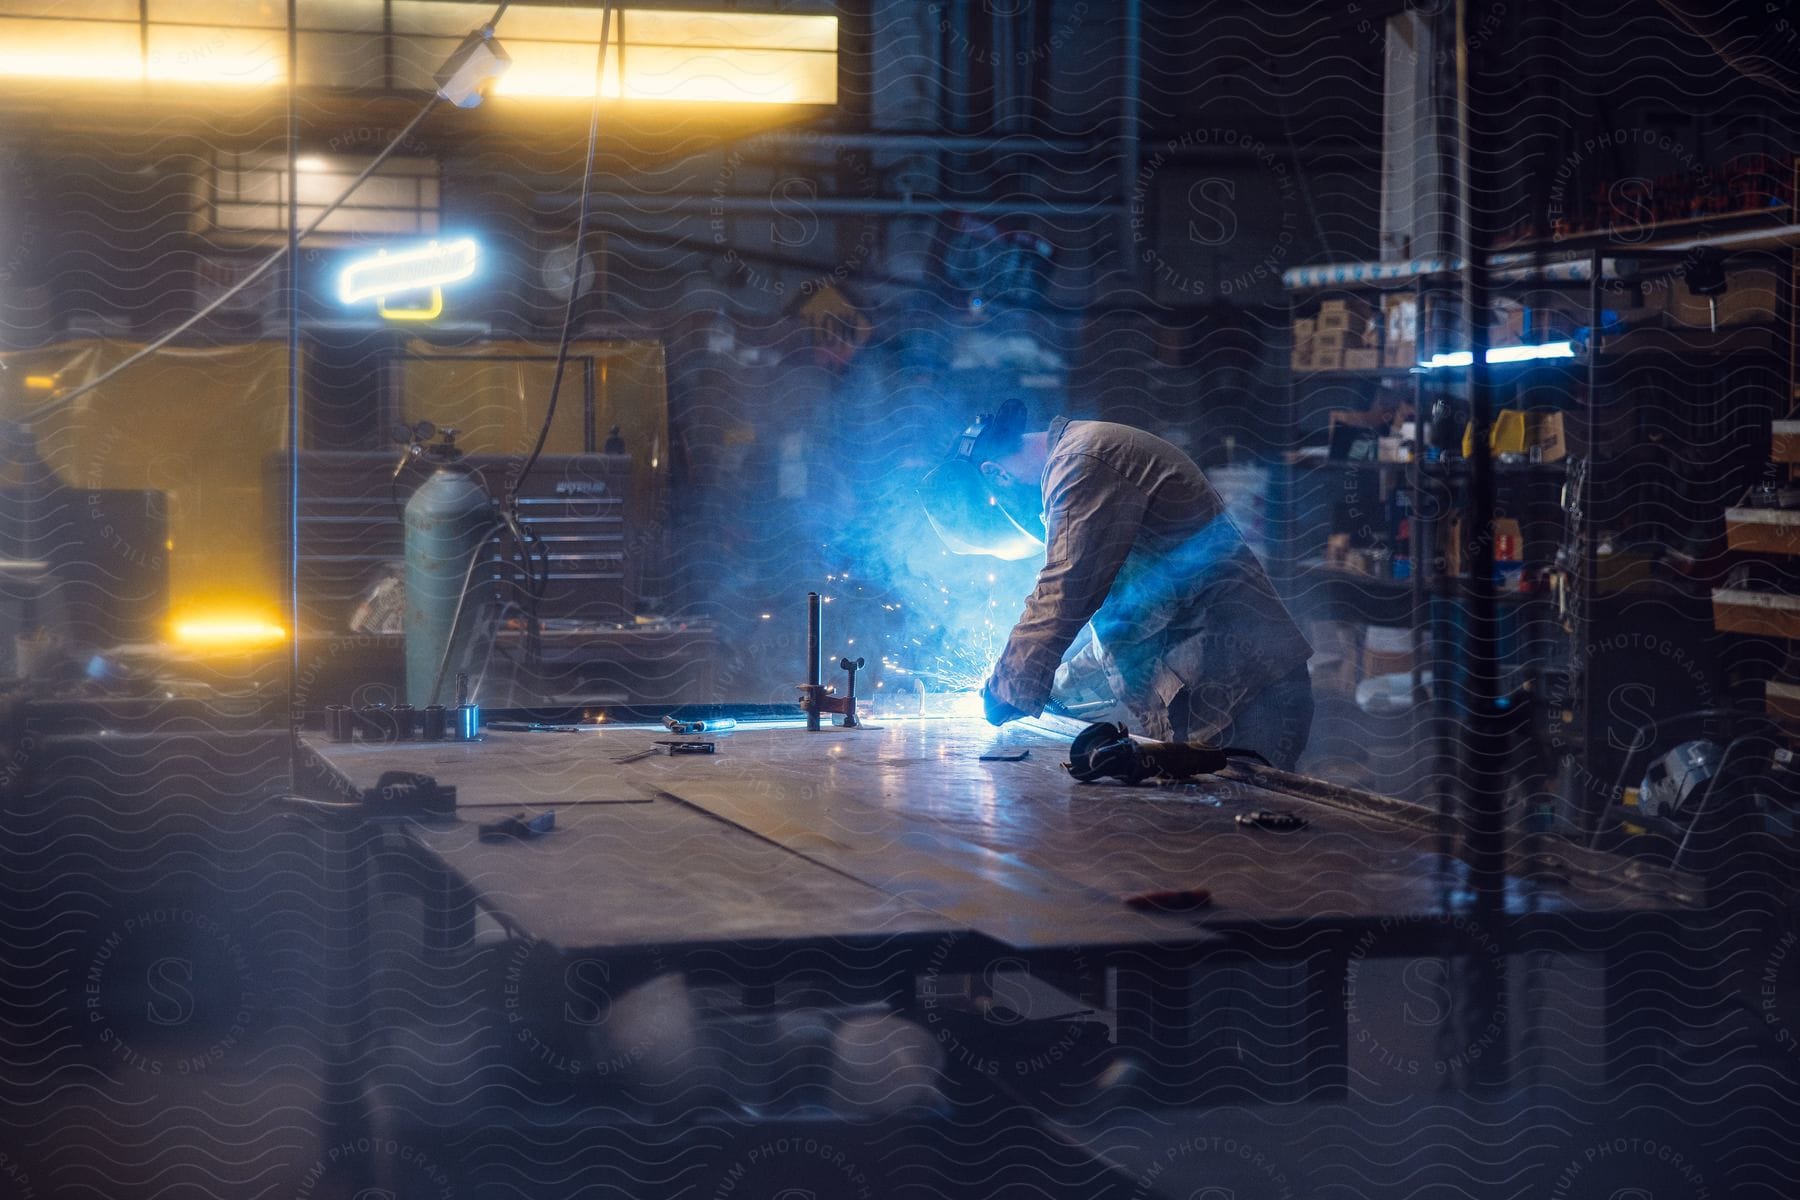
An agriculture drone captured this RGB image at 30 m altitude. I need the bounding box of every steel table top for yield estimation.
[305,715,1687,957]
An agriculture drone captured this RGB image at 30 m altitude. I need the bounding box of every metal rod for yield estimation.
[806,591,822,733]
[1456,0,1510,1092]
[286,0,302,753]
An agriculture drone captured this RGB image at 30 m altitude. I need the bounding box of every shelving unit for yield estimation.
[1280,247,1775,824]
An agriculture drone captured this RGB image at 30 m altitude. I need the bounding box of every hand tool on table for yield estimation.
[664,716,737,734]
[361,770,458,820]
[488,720,584,732]
[1064,722,1226,784]
[477,809,556,842]
[612,740,716,764]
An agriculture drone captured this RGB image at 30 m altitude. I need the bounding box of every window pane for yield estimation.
[624,10,838,52]
[390,33,461,91]
[147,0,284,27]
[297,29,384,88]
[0,16,139,80]
[623,45,836,105]
[0,1,136,17]
[145,26,286,85]
[390,0,481,37]
[297,0,383,32]
[489,39,621,99]
[493,3,612,41]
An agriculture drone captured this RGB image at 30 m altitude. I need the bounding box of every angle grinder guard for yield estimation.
[1065,722,1228,785]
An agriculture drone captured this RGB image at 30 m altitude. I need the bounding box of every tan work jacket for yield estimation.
[985,417,1312,741]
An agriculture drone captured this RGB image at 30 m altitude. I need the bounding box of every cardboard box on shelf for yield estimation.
[1361,624,1414,679]
[1307,620,1361,695]
[1316,297,1374,337]
[1531,411,1566,462]
[1343,348,1381,372]
[1311,348,1345,372]
[1319,296,1374,320]
[1661,267,1780,329]
[1290,317,1316,371]
[1382,293,1418,339]
[1312,329,1350,352]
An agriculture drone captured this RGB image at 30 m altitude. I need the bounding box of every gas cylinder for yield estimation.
[403,432,494,707]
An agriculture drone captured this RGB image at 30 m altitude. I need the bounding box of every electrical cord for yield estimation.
[34,0,517,419]
[509,0,614,544]
[39,98,440,419]
[426,516,507,707]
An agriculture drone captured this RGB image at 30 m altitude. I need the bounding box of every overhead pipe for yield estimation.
[1120,0,1142,279]
[534,192,1124,217]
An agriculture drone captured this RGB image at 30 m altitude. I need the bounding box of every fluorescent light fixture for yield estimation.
[294,156,329,172]
[171,616,287,649]
[338,238,480,305]
[1423,341,1575,369]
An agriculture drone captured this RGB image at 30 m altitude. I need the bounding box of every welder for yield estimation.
[920,401,1314,770]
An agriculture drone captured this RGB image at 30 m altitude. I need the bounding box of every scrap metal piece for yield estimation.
[611,747,660,765]
[478,809,556,842]
[1234,810,1307,832]
[1123,887,1212,912]
[655,740,716,755]
[979,749,1031,762]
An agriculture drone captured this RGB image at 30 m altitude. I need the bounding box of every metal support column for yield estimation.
[1455,0,1510,1091]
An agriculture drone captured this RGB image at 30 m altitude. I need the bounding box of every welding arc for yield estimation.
[509,0,615,591]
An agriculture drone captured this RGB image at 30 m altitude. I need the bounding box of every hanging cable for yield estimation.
[40,99,439,419]
[36,0,517,418]
[510,1,615,539]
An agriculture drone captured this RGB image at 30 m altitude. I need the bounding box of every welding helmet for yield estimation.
[918,399,1046,560]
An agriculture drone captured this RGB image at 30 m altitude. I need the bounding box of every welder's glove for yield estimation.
[981,680,1027,726]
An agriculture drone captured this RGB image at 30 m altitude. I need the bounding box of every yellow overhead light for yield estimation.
[0,19,283,86]
[0,7,835,102]
[171,615,288,650]
[23,375,57,390]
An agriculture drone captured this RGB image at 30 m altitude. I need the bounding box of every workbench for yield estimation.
[304,713,1698,1096]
